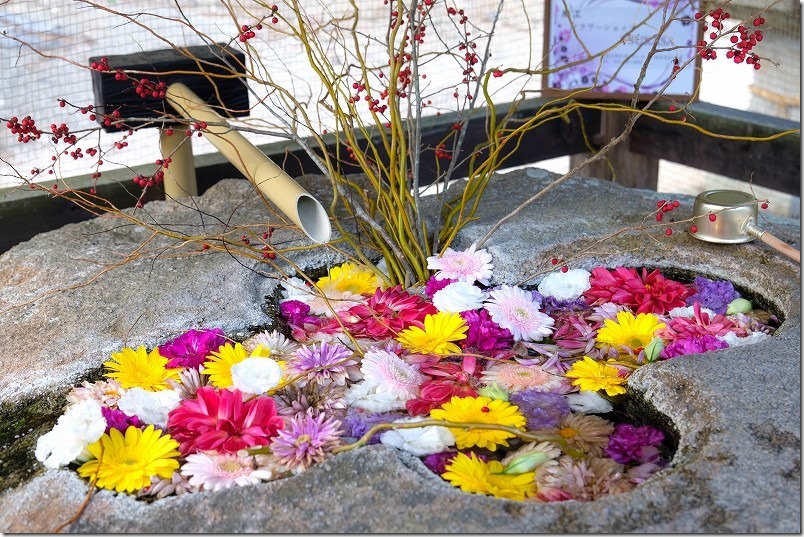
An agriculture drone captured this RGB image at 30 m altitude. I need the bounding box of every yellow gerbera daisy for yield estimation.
[204,343,271,389]
[104,346,181,391]
[396,311,468,355]
[596,311,665,352]
[564,356,628,396]
[442,451,536,501]
[430,396,526,451]
[77,425,180,493]
[316,262,384,295]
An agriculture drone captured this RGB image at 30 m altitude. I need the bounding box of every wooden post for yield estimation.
[569,110,660,190]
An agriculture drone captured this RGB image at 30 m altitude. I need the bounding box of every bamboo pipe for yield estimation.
[160,128,198,198]
[164,82,331,244]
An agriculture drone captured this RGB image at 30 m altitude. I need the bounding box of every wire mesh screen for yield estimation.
[0,0,799,192]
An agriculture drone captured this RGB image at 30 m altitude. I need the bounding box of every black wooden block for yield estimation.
[89,43,249,132]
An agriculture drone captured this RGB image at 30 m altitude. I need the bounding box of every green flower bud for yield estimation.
[726,298,752,315]
[643,337,665,363]
[477,383,508,401]
[501,452,551,474]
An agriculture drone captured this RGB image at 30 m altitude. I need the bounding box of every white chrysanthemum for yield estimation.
[243,329,300,358]
[426,243,493,285]
[432,281,489,313]
[35,399,106,469]
[343,380,408,413]
[484,285,555,342]
[565,390,614,414]
[280,277,315,302]
[717,331,772,347]
[181,452,274,491]
[360,349,425,400]
[230,357,283,395]
[537,269,592,301]
[279,276,364,317]
[117,387,181,428]
[668,305,717,318]
[380,416,455,456]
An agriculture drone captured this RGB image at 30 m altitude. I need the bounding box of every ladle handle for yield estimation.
[745,222,800,263]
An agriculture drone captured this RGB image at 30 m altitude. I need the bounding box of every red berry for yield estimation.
[761,202,769,209]
[709,213,717,222]
[550,257,559,265]
[560,265,569,273]
[656,213,664,221]
[665,228,673,236]
[672,200,680,207]
[690,225,699,233]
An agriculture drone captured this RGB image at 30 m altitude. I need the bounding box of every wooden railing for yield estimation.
[0,98,799,253]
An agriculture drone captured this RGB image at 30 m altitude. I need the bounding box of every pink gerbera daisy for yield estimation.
[167,387,284,455]
[427,243,494,285]
[343,285,437,340]
[583,267,692,315]
[360,349,426,399]
[484,285,555,342]
[181,451,275,491]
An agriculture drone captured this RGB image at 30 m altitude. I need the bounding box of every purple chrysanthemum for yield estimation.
[159,328,226,369]
[101,406,144,434]
[286,341,357,387]
[508,389,571,429]
[660,334,729,359]
[424,275,455,299]
[342,410,407,444]
[460,309,514,355]
[685,276,740,315]
[604,423,665,464]
[271,414,344,472]
[540,296,591,316]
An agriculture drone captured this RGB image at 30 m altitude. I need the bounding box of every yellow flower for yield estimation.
[596,311,665,352]
[564,356,628,396]
[104,346,181,391]
[204,343,271,389]
[430,396,525,451]
[442,452,536,501]
[316,262,383,294]
[77,425,180,493]
[396,311,468,355]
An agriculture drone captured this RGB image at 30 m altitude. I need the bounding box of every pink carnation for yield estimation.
[343,285,437,340]
[167,387,284,455]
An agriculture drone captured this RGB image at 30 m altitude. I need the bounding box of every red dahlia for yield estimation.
[583,267,692,315]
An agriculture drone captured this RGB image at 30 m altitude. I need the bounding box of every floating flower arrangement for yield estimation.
[35,245,778,502]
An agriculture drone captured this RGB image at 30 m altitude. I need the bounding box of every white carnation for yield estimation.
[380,417,455,456]
[343,381,407,413]
[537,269,592,301]
[565,391,613,414]
[432,281,488,313]
[231,357,283,395]
[718,331,772,347]
[117,387,181,428]
[35,399,105,469]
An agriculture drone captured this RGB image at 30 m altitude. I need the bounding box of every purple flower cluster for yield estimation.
[159,328,226,369]
[604,423,665,464]
[460,309,514,354]
[342,410,407,444]
[686,276,740,315]
[660,335,729,359]
[540,295,590,316]
[508,389,570,429]
[101,406,144,434]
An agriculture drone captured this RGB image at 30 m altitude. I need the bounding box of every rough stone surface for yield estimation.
[0,168,799,533]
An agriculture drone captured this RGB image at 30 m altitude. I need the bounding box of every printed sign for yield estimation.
[544,0,702,98]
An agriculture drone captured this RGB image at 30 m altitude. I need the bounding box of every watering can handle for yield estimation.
[745,222,800,263]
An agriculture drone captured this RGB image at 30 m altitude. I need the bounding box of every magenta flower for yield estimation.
[604,423,665,464]
[159,328,226,369]
[344,285,437,339]
[406,357,483,416]
[101,406,144,434]
[660,334,729,359]
[425,275,455,299]
[167,386,284,455]
[583,267,692,315]
[658,302,747,340]
[460,309,514,356]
